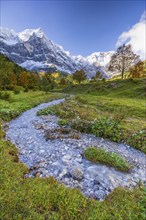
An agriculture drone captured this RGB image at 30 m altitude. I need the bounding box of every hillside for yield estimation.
[0,53,52,91]
[63,78,146,99]
[0,53,29,75]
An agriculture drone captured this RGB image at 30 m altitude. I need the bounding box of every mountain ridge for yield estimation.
[0,27,114,77]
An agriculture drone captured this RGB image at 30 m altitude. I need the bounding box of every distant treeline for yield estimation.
[0,54,68,91]
[0,52,145,92]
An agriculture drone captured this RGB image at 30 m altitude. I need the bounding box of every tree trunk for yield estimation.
[121,69,124,79]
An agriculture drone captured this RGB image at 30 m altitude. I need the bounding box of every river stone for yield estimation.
[95,190,105,200]
[51,161,62,172]
[59,169,68,178]
[62,154,71,163]
[75,157,82,163]
[70,167,83,180]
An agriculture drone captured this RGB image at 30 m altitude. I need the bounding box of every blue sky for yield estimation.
[1,0,145,57]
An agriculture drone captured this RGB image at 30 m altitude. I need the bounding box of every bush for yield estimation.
[91,117,122,142]
[57,119,69,127]
[0,91,12,101]
[24,87,29,92]
[127,130,146,153]
[0,109,20,121]
[72,118,92,133]
[84,147,131,172]
[13,86,21,94]
[37,107,52,116]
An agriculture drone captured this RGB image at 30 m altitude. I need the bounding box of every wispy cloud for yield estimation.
[117,11,146,60]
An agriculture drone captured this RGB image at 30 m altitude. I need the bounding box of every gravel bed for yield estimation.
[6,98,146,200]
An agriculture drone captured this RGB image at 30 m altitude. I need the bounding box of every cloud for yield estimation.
[116,11,146,60]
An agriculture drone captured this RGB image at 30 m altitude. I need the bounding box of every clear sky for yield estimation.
[0,0,145,57]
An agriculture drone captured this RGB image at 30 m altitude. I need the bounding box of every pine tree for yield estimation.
[108,44,140,79]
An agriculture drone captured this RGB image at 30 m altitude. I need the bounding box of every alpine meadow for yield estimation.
[0,1,146,219]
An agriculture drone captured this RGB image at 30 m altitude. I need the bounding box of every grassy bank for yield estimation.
[0,90,64,121]
[63,78,146,99]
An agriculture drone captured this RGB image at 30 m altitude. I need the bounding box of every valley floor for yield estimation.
[0,86,146,219]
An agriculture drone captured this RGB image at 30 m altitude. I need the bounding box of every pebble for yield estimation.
[6,97,146,200]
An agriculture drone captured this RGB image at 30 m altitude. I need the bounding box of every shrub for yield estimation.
[0,109,20,121]
[127,130,146,153]
[57,119,69,127]
[24,87,29,92]
[84,147,131,172]
[37,107,52,116]
[13,86,21,94]
[71,118,92,133]
[91,117,122,142]
[0,91,12,101]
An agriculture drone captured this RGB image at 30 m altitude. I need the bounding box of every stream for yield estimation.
[6,98,146,200]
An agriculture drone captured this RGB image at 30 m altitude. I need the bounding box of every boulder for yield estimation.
[70,167,83,180]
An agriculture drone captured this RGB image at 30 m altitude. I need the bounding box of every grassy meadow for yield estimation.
[38,78,146,153]
[0,79,146,219]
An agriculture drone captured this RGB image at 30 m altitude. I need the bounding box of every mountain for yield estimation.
[0,27,114,78]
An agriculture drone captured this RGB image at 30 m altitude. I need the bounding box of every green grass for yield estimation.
[63,78,146,99]
[0,90,65,121]
[38,79,146,153]
[84,147,131,172]
[0,132,145,219]
[57,119,69,127]
[37,95,146,152]
[0,83,146,219]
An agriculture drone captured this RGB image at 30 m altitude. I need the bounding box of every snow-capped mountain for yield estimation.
[0,27,20,45]
[87,52,114,67]
[0,27,114,77]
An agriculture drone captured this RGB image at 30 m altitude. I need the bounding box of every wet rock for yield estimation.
[75,157,82,163]
[45,131,55,140]
[35,172,42,177]
[95,190,105,200]
[62,155,71,163]
[59,169,68,178]
[70,167,83,180]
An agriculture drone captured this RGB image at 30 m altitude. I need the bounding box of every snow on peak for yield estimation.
[0,27,116,77]
[18,28,46,41]
[87,51,114,67]
[0,27,46,44]
[0,27,19,45]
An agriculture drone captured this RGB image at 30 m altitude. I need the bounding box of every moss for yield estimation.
[84,147,131,172]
